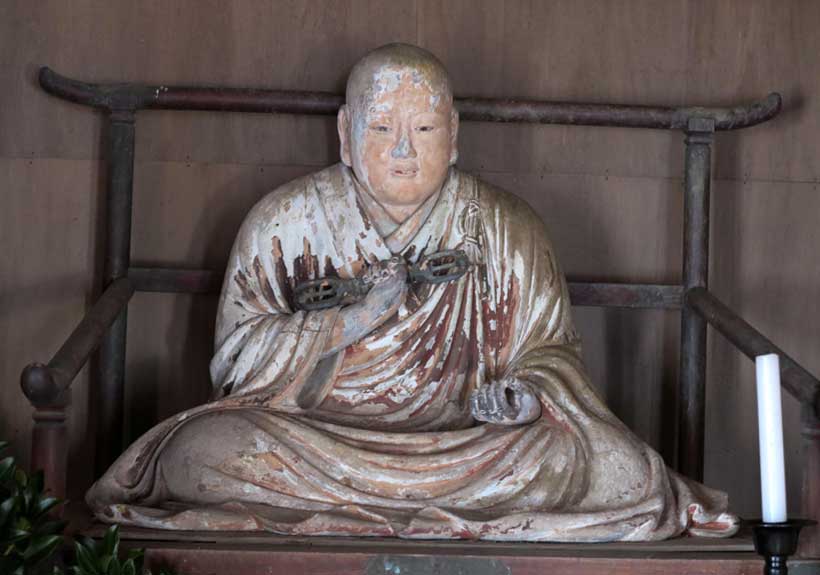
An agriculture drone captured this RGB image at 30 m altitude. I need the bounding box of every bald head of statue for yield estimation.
[337,44,459,222]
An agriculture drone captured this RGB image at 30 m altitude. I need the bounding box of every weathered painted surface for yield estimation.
[83,45,740,542]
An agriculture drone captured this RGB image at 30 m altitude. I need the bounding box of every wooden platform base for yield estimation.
[93,526,820,575]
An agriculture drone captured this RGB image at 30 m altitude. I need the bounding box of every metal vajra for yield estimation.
[294,250,470,311]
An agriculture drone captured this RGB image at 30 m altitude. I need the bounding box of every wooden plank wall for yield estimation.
[2,1,819,518]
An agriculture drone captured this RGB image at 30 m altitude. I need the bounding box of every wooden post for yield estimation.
[29,395,69,499]
[678,118,715,481]
[799,405,820,558]
[96,111,135,476]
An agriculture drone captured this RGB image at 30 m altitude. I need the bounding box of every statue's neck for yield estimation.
[380,200,425,224]
[350,174,443,234]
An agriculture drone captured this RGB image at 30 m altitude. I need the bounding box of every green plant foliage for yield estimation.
[57,525,176,575]
[65,525,144,575]
[0,441,66,575]
[0,441,175,575]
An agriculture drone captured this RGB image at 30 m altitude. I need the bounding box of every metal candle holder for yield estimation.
[750,519,816,575]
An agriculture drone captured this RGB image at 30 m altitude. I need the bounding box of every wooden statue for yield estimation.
[87,44,738,542]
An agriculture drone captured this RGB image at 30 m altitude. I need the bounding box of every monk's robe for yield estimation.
[86,163,738,542]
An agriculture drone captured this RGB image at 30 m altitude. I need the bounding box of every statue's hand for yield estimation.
[359,256,409,324]
[470,378,541,425]
[322,257,408,357]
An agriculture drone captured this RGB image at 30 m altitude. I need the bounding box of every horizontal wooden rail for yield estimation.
[568,282,682,309]
[686,287,820,417]
[39,67,781,131]
[20,278,135,407]
[129,266,682,309]
[129,267,221,294]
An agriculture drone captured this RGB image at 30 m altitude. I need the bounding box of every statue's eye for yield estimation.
[370,125,391,133]
[417,125,435,132]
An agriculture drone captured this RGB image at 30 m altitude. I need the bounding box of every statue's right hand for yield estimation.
[321,257,408,356]
[360,256,409,320]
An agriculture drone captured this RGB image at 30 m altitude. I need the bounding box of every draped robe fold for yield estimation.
[86,164,738,542]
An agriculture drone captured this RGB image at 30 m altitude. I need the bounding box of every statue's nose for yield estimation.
[391,131,417,159]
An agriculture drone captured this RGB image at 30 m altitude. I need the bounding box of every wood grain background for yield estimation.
[2,0,819,519]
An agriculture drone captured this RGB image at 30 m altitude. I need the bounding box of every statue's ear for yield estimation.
[449,108,460,165]
[338,105,352,166]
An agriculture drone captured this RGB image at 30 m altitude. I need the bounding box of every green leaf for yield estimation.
[74,539,98,575]
[0,496,15,527]
[108,559,121,575]
[33,496,62,519]
[22,533,62,565]
[14,468,27,488]
[9,528,32,543]
[77,536,98,556]
[29,470,44,494]
[102,525,119,558]
[121,560,135,575]
[125,548,144,573]
[14,515,32,532]
[125,549,142,561]
[22,484,34,514]
[0,456,15,485]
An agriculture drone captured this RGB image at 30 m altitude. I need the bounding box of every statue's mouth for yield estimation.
[390,168,418,178]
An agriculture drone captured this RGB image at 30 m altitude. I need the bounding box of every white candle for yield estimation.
[755,353,787,523]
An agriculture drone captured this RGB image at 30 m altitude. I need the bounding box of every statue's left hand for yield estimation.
[470,378,541,425]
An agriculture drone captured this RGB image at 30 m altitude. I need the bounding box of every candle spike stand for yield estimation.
[750,519,817,575]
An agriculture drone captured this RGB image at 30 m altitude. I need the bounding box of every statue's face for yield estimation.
[340,66,458,211]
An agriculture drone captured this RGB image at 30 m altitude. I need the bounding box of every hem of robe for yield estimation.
[93,499,739,543]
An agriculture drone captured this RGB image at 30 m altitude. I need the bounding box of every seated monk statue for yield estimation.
[87,43,739,542]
